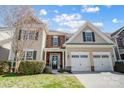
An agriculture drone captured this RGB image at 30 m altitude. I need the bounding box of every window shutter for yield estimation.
[51,36,53,46]
[33,51,37,60]
[83,32,86,42]
[18,30,22,40]
[92,32,95,42]
[35,32,39,40]
[58,36,60,46]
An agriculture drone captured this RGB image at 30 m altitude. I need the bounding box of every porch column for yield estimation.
[62,51,65,69]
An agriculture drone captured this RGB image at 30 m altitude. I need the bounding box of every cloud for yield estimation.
[53,13,84,33]
[112,18,119,23]
[93,22,104,28]
[59,20,85,28]
[105,5,112,8]
[54,10,59,13]
[82,6,100,13]
[53,13,82,22]
[39,9,47,16]
[56,28,77,33]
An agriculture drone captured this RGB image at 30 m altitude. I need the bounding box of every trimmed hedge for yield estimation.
[18,61,46,75]
[114,61,124,73]
[0,61,10,75]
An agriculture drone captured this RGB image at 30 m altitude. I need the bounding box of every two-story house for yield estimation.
[8,14,116,72]
[111,27,124,60]
[9,13,48,61]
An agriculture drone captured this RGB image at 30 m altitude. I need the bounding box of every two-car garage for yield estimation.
[71,52,113,72]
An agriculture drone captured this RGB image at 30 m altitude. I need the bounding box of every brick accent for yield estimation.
[46,35,65,48]
[46,52,63,67]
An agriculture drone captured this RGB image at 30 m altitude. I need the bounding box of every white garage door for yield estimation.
[93,52,113,71]
[71,52,91,71]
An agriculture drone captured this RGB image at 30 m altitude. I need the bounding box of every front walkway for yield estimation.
[73,72,124,88]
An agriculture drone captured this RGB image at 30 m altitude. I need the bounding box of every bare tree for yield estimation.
[0,6,43,72]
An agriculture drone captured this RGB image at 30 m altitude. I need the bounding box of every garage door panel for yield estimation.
[93,52,113,71]
[71,52,91,71]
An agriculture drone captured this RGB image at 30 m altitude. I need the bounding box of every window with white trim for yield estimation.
[72,55,79,58]
[26,51,34,60]
[22,50,36,60]
[84,32,93,42]
[53,36,59,46]
[22,30,39,40]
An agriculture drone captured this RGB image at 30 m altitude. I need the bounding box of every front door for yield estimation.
[51,55,59,69]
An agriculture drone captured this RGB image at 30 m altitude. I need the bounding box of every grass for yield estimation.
[0,74,84,88]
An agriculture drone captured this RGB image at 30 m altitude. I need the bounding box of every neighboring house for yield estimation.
[8,14,116,72]
[0,27,15,61]
[111,27,124,60]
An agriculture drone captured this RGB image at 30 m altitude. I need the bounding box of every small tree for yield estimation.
[0,6,45,72]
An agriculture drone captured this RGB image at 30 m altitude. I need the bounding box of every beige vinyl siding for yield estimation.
[70,26,107,43]
[66,47,114,66]
[0,46,10,61]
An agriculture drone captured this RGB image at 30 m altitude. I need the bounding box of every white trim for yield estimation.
[112,27,124,37]
[112,46,117,61]
[50,53,60,69]
[44,48,65,52]
[65,21,114,44]
[62,51,65,69]
[65,45,114,48]
[115,37,121,60]
[23,49,34,51]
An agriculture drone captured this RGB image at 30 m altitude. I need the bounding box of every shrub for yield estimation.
[43,66,52,74]
[114,61,124,73]
[0,61,10,75]
[58,69,66,73]
[18,61,46,75]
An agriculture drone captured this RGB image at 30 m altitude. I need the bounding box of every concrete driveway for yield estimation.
[73,72,124,88]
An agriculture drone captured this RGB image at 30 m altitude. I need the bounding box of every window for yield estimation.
[26,51,34,60]
[102,55,109,58]
[22,50,37,60]
[53,36,59,46]
[83,31,95,42]
[93,55,101,58]
[80,55,88,58]
[22,30,39,40]
[85,32,93,42]
[72,55,79,58]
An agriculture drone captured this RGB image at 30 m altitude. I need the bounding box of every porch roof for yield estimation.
[44,48,65,52]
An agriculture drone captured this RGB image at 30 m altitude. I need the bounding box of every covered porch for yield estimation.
[44,48,65,70]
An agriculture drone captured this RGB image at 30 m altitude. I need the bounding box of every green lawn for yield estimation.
[0,74,84,88]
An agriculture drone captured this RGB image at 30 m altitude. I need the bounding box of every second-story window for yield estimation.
[53,36,59,46]
[21,30,39,40]
[83,31,95,42]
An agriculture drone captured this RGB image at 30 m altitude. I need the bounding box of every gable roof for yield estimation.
[65,21,114,44]
[111,26,124,37]
[15,12,44,26]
